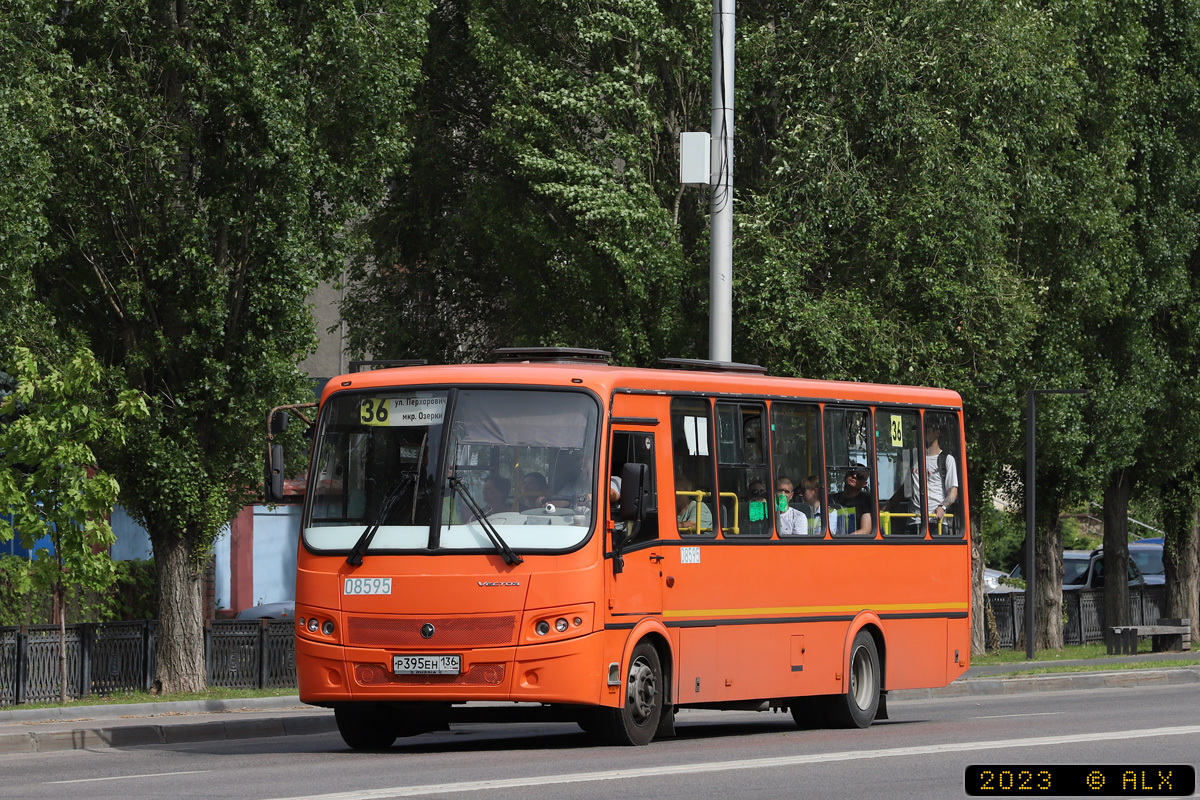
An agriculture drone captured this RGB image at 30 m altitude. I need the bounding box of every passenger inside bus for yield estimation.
[518,472,549,510]
[833,464,874,535]
[795,475,827,535]
[480,475,511,516]
[676,474,712,534]
[744,478,772,536]
[775,476,806,536]
[552,450,592,506]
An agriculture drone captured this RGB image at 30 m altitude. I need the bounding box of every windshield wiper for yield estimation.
[347,472,417,566]
[448,476,523,566]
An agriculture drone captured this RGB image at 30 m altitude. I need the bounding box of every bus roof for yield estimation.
[320,362,963,409]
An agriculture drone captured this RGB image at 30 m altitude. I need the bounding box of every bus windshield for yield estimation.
[303,387,599,555]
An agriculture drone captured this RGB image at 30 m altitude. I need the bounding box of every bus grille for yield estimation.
[347,615,518,647]
[355,663,505,686]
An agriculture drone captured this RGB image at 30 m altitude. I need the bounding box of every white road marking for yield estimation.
[48,770,212,785]
[974,712,1062,719]
[262,724,1200,799]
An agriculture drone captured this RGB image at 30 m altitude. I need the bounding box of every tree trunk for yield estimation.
[1163,488,1200,644]
[56,582,67,706]
[1034,513,1064,650]
[970,509,986,655]
[151,532,207,694]
[1102,471,1131,628]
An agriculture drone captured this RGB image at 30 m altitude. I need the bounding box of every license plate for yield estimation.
[344,577,392,595]
[393,654,461,675]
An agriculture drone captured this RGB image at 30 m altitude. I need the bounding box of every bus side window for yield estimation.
[876,409,922,536]
[671,397,717,536]
[824,406,874,536]
[924,412,964,537]
[716,402,771,537]
[770,402,823,537]
[610,431,658,546]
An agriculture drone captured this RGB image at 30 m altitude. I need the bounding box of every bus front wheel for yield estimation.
[334,703,397,750]
[828,630,881,728]
[599,641,663,745]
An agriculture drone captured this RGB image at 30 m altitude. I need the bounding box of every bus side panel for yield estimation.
[878,618,947,690]
[947,614,971,681]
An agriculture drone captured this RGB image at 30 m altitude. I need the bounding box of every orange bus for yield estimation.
[277,348,971,749]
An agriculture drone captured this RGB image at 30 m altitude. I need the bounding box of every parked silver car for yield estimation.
[1007,549,1143,590]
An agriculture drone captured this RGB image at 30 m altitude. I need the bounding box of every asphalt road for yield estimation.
[2,682,1198,800]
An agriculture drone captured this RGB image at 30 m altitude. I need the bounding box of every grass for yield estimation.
[972,642,1114,665]
[8,686,297,712]
[1001,659,1200,676]
[970,640,1200,677]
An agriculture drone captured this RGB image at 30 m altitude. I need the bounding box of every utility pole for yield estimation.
[708,0,735,362]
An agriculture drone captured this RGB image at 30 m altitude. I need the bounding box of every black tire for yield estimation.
[334,703,397,751]
[827,630,881,728]
[789,696,831,729]
[576,708,600,735]
[598,641,663,745]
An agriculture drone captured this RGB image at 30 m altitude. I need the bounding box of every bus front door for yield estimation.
[605,428,664,620]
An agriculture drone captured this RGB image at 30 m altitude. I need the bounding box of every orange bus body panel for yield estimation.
[296,361,971,717]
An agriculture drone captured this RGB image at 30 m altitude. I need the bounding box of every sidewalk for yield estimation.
[1,652,1196,754]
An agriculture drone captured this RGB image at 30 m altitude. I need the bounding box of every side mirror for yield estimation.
[264,443,285,503]
[618,462,650,522]
[270,410,289,435]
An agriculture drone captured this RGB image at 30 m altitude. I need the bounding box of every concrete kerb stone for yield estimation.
[891,665,1200,701]
[0,695,311,725]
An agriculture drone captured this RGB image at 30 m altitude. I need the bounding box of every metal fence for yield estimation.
[0,619,295,706]
[987,585,1166,650]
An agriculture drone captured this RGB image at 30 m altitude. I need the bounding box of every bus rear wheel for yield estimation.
[827,630,881,728]
[334,703,397,750]
[598,641,663,746]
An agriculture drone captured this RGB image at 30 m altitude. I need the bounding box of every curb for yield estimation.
[0,695,311,724]
[891,664,1200,700]
[0,713,337,755]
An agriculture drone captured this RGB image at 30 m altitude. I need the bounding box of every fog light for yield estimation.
[322,621,335,636]
[535,620,550,636]
[307,618,319,632]
[297,617,306,627]
[573,617,583,627]
[555,618,569,632]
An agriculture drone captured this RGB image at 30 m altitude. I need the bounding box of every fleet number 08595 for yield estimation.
[344,578,392,595]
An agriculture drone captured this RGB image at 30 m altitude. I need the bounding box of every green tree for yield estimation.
[34,0,430,693]
[343,0,710,366]
[0,346,146,703]
[0,1,61,341]
[733,0,1083,651]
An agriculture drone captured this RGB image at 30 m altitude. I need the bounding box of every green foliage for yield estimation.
[110,558,158,620]
[26,0,431,690]
[0,556,157,626]
[979,505,1027,574]
[0,2,62,330]
[0,555,38,627]
[0,346,147,626]
[35,0,431,560]
[344,0,709,365]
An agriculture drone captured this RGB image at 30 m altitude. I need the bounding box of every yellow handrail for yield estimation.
[676,490,713,534]
[879,511,955,536]
[718,492,740,535]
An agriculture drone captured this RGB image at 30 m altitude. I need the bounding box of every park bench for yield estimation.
[1105,618,1191,655]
